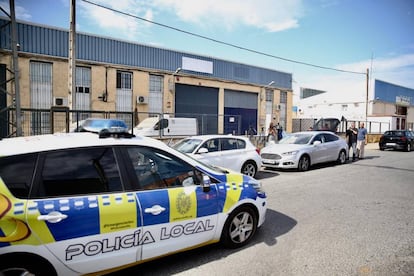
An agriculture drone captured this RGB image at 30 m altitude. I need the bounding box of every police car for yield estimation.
[0,131,267,275]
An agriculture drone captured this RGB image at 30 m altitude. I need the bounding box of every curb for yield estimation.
[365,143,378,150]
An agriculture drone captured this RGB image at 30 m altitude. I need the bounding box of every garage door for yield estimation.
[224,90,258,135]
[175,84,219,134]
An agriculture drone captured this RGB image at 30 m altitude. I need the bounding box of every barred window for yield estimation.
[76,67,91,94]
[116,71,132,89]
[265,89,273,115]
[280,91,287,103]
[265,89,273,102]
[30,61,52,134]
[149,75,163,114]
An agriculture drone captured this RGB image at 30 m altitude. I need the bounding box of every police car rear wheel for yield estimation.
[221,206,258,249]
[0,253,57,276]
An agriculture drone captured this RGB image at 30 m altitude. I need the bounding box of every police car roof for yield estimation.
[0,132,168,156]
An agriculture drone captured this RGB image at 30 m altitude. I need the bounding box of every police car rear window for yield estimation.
[39,147,123,197]
[0,153,37,199]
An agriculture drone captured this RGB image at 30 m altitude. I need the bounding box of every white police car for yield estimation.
[0,131,267,275]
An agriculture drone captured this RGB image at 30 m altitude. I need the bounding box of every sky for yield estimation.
[1,0,413,104]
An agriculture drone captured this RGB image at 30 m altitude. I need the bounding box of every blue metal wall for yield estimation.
[224,90,258,135]
[0,18,292,90]
[375,80,414,106]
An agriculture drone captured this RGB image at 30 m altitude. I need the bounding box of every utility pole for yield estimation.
[68,0,76,114]
[365,68,369,123]
[10,0,22,136]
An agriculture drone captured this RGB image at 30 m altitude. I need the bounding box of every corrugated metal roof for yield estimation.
[375,80,414,105]
[0,18,292,90]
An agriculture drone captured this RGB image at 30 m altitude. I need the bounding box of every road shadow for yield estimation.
[350,155,381,161]
[255,208,298,246]
[259,155,381,173]
[110,209,297,275]
[256,169,280,179]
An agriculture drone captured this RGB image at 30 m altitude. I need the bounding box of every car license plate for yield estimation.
[386,143,396,146]
[263,159,277,164]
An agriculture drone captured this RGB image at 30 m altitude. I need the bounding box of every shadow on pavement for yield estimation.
[110,209,296,276]
[256,169,280,179]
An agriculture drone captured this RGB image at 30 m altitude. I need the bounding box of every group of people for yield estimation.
[345,122,368,161]
[267,122,283,142]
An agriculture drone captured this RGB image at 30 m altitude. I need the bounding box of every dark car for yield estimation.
[379,130,414,152]
[311,118,341,133]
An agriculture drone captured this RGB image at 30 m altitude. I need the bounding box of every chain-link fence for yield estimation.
[293,118,390,134]
[2,108,244,138]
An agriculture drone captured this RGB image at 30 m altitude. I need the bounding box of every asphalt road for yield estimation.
[112,145,414,276]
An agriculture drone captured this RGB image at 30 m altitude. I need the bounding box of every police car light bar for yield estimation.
[98,128,135,139]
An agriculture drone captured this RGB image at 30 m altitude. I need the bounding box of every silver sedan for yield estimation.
[261,131,348,171]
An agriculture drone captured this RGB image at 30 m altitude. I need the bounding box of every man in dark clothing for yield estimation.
[346,122,358,161]
[276,123,283,141]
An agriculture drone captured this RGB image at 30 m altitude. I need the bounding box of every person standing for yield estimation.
[247,125,256,139]
[345,122,358,161]
[267,122,276,142]
[277,124,283,141]
[275,123,280,140]
[259,127,266,146]
[357,122,368,159]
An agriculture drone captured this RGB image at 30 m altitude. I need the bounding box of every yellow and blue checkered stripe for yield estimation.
[1,171,261,245]
[0,192,140,246]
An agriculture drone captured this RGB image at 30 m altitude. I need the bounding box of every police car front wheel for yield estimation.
[220,205,258,249]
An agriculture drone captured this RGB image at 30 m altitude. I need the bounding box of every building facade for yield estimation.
[0,18,293,137]
[294,80,414,133]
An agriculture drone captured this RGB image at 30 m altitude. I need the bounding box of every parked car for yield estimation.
[74,118,128,133]
[379,130,414,151]
[0,131,266,275]
[172,135,262,178]
[132,116,198,137]
[261,131,348,171]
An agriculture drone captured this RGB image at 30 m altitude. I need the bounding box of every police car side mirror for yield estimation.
[201,174,211,193]
[313,141,322,146]
[197,148,208,154]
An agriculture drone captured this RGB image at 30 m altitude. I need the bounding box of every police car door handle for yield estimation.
[144,205,166,215]
[37,211,68,223]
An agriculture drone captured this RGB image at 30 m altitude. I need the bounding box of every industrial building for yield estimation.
[0,17,293,138]
[294,80,414,133]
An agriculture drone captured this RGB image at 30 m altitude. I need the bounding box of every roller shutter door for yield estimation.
[175,84,219,134]
[224,90,258,135]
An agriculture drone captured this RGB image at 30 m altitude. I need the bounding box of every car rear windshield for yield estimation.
[385,131,404,136]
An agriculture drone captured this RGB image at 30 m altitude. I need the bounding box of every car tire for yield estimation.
[220,205,258,249]
[0,253,57,276]
[297,155,310,171]
[337,150,347,164]
[406,143,411,152]
[241,161,257,178]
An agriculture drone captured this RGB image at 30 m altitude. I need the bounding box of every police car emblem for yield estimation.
[176,192,191,215]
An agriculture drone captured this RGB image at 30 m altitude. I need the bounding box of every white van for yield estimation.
[132,116,198,137]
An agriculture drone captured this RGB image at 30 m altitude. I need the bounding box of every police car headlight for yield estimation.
[248,178,265,194]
